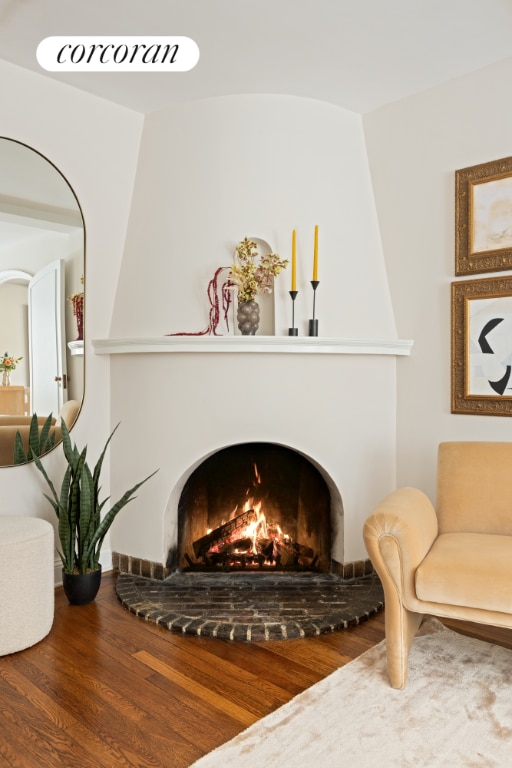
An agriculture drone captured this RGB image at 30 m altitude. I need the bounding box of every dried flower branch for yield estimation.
[229,238,288,302]
[167,266,233,336]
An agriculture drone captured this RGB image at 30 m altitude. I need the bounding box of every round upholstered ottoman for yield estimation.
[0,516,54,655]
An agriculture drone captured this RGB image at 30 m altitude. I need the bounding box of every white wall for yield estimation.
[364,56,512,502]
[111,95,396,339]
[108,94,399,565]
[0,59,144,573]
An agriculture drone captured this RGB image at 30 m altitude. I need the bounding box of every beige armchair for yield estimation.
[363,442,512,689]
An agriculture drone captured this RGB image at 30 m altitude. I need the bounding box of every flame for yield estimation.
[206,501,291,565]
[203,461,294,566]
[242,502,268,554]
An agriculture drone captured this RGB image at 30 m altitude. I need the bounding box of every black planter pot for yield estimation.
[62,566,102,605]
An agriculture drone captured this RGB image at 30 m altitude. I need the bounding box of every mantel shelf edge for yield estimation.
[92,336,413,356]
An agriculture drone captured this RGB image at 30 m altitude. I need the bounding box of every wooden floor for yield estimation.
[2,573,512,768]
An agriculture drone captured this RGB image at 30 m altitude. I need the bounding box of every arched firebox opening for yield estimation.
[171,442,332,573]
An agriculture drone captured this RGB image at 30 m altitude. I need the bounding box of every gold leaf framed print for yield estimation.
[456,156,512,276]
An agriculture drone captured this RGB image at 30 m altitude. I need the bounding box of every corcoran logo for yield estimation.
[37,36,200,72]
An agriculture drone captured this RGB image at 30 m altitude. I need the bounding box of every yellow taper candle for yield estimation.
[313,225,319,281]
[291,229,297,291]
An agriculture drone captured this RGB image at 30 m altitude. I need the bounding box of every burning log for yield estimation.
[193,509,258,558]
[291,543,314,559]
[219,538,253,555]
[190,505,319,571]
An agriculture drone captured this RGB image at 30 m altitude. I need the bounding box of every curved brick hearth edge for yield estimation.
[115,572,384,641]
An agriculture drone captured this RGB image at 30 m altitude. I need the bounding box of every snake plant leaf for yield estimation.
[78,463,94,573]
[13,431,27,464]
[13,413,56,464]
[33,454,60,509]
[84,469,159,566]
[92,423,120,489]
[38,414,55,452]
[61,418,83,472]
[58,467,74,571]
[28,413,43,458]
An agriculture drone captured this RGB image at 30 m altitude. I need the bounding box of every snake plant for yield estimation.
[13,413,57,464]
[34,419,157,574]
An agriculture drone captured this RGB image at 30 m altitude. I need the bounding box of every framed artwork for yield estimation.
[455,156,512,275]
[452,275,512,415]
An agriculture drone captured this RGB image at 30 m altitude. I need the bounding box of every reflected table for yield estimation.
[0,386,27,416]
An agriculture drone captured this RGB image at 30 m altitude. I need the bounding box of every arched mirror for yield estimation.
[0,138,84,466]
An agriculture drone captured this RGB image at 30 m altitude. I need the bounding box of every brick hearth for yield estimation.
[115,571,384,641]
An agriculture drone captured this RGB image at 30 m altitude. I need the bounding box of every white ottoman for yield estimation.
[0,516,54,655]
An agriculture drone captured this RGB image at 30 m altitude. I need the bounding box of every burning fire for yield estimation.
[207,498,288,562]
[191,461,314,570]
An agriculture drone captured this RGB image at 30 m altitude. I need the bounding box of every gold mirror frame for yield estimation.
[0,138,85,464]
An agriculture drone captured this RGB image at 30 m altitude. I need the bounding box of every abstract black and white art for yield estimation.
[452,276,512,415]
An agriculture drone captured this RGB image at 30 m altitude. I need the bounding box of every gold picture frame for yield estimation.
[452,275,512,415]
[456,155,512,275]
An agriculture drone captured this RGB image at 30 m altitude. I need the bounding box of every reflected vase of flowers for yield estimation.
[0,352,22,386]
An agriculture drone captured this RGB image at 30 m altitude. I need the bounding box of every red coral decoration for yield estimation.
[69,292,84,340]
[167,267,233,336]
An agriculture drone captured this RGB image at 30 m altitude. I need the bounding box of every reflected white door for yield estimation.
[28,259,67,416]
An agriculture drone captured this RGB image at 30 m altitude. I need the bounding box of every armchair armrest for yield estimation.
[364,487,439,689]
[363,487,438,605]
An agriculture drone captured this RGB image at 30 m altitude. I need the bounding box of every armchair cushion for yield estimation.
[415,532,512,613]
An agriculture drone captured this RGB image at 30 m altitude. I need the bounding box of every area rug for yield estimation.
[189,619,512,767]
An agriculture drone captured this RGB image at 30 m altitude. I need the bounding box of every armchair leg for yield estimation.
[384,598,423,689]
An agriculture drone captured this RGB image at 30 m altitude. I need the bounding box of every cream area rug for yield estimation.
[190,619,512,767]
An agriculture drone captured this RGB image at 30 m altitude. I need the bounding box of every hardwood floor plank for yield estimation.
[141,668,247,750]
[55,617,243,755]
[134,632,301,707]
[24,640,200,767]
[134,649,258,727]
[3,572,512,768]
[0,662,135,768]
[154,628,324,693]
[440,618,512,648]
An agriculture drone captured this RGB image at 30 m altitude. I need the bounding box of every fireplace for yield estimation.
[105,343,399,638]
[101,340,409,577]
[171,442,332,573]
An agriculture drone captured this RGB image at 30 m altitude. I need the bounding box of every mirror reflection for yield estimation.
[0,138,84,466]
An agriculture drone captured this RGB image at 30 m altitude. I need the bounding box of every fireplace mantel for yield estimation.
[92,336,413,356]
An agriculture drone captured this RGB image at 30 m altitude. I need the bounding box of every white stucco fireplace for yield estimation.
[94,335,412,574]
[89,93,414,578]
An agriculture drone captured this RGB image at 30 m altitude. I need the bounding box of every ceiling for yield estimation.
[1,0,512,115]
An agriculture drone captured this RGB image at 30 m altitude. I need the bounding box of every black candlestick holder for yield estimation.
[309,280,319,336]
[288,290,299,336]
